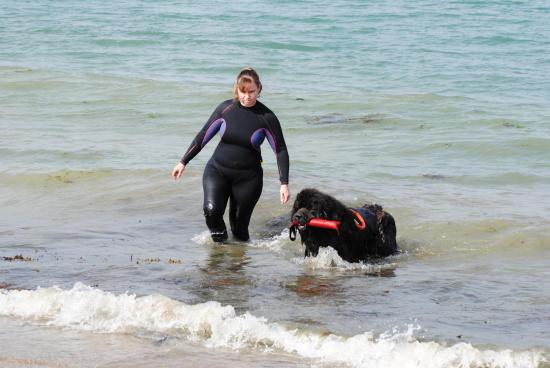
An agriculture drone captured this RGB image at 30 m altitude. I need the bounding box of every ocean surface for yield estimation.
[1,1,549,367]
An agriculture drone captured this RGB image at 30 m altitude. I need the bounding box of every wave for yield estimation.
[395,217,550,257]
[0,283,545,368]
[0,168,156,186]
[250,41,323,52]
[94,38,158,47]
[398,138,550,161]
[194,229,397,273]
[292,247,398,274]
[306,113,386,125]
[471,35,533,46]
[0,168,190,211]
[196,225,550,271]
[367,170,548,187]
[0,147,105,163]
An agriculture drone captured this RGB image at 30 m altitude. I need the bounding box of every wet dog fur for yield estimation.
[291,188,398,262]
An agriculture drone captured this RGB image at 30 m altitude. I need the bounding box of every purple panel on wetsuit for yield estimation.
[202,118,226,147]
[250,129,266,150]
[251,128,277,152]
[264,129,277,153]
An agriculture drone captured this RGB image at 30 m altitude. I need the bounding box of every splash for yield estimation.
[191,230,214,245]
[0,283,545,368]
[249,229,292,253]
[293,247,397,273]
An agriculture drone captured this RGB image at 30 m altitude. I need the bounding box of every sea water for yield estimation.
[1,1,549,367]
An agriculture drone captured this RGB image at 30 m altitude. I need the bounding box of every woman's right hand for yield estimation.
[172,162,185,180]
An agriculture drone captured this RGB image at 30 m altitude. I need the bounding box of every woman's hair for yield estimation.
[233,67,262,100]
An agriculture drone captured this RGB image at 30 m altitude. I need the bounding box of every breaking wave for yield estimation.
[0,283,545,368]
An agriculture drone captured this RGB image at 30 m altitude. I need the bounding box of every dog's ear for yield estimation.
[292,189,311,212]
[291,194,303,213]
[379,212,398,254]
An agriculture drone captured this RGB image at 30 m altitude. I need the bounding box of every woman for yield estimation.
[172,67,290,242]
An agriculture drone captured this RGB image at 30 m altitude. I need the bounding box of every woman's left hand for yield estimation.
[280,184,290,204]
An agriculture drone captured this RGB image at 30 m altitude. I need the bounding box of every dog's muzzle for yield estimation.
[292,208,312,226]
[289,209,342,241]
[289,209,313,240]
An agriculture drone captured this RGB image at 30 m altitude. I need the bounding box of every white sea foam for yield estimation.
[0,283,544,368]
[198,228,401,273]
[193,228,300,256]
[293,247,397,273]
[191,230,214,245]
[192,230,294,256]
[250,228,291,253]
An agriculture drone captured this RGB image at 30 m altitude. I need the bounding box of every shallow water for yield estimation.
[1,1,550,367]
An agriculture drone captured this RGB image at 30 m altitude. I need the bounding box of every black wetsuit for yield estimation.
[181,99,289,241]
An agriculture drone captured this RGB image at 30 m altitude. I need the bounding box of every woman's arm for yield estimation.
[264,111,290,203]
[172,162,185,180]
[179,100,234,166]
[172,100,234,180]
[280,183,290,204]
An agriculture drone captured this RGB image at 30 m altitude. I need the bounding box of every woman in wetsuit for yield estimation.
[172,67,290,242]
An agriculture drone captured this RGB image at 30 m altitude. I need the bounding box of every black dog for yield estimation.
[290,188,398,263]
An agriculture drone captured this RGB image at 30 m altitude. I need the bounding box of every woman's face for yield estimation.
[237,82,259,107]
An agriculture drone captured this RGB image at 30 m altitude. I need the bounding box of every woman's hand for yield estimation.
[172,162,185,180]
[280,184,290,204]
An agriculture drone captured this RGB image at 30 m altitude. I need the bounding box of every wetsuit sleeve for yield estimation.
[264,112,290,184]
[180,101,231,165]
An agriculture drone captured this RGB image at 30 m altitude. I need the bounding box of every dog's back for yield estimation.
[358,204,398,257]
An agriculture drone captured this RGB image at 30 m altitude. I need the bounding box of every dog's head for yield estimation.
[291,188,337,226]
[290,188,350,256]
[291,207,316,227]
